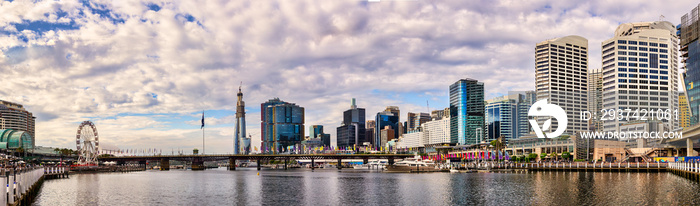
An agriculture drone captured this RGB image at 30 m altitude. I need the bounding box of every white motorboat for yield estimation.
[386,156,441,172]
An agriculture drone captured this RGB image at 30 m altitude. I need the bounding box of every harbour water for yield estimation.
[34,168,700,205]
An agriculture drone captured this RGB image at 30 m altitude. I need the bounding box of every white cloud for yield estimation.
[0,0,697,153]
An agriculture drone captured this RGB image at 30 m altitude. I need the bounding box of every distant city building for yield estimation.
[397,130,426,149]
[309,125,324,140]
[588,68,604,132]
[680,92,691,128]
[234,86,249,154]
[380,125,395,148]
[407,112,430,132]
[0,129,33,150]
[301,137,324,149]
[261,98,305,154]
[384,106,402,137]
[375,110,399,147]
[601,21,679,132]
[431,108,450,120]
[535,35,589,135]
[365,120,376,146]
[336,98,367,149]
[485,92,534,141]
[449,78,485,145]
[681,6,700,126]
[0,100,36,148]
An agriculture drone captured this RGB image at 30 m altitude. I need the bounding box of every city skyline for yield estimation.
[1,0,698,153]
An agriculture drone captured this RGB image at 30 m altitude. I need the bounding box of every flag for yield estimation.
[201,111,205,129]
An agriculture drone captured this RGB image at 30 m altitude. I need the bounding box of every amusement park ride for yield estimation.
[72,121,99,169]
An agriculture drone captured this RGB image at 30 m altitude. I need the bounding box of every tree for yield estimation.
[540,153,547,160]
[490,140,504,151]
[562,151,571,160]
[550,152,558,161]
[528,153,538,160]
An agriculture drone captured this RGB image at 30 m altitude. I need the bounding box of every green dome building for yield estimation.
[0,129,33,150]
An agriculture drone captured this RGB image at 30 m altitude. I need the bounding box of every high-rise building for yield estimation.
[431,108,450,120]
[449,78,485,145]
[261,98,305,154]
[680,92,691,128]
[365,120,376,146]
[309,125,324,139]
[601,21,679,132]
[0,100,36,148]
[588,68,604,131]
[535,35,589,135]
[681,6,700,126]
[234,86,249,154]
[336,98,366,149]
[380,125,395,148]
[425,116,451,145]
[485,91,535,140]
[375,111,399,147]
[407,112,430,132]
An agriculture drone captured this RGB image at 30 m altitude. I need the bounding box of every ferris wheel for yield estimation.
[76,121,100,165]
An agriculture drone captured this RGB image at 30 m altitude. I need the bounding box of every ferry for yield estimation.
[385,156,442,173]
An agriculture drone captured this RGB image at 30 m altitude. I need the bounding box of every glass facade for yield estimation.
[261,98,304,154]
[449,79,485,145]
[374,112,399,147]
[684,39,700,125]
[0,129,32,149]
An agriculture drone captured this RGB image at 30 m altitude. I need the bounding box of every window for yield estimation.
[618,74,627,77]
[618,57,627,61]
[660,71,668,74]
[639,58,648,62]
[629,46,637,50]
[639,53,648,57]
[629,52,638,56]
[639,42,648,46]
[660,43,668,48]
[650,70,659,74]
[618,62,627,66]
[628,41,637,45]
[629,57,638,61]
[660,60,668,64]
[650,48,658,52]
[629,63,638,67]
[629,74,637,78]
[660,54,668,58]
[639,69,648,73]
[618,51,627,55]
[640,64,648,68]
[618,40,627,44]
[619,46,627,49]
[650,43,658,47]
[629,68,637,72]
[618,68,627,72]
[660,49,668,53]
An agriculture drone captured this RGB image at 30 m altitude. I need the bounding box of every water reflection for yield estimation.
[34,169,700,205]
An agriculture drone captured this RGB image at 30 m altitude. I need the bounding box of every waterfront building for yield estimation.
[261,98,305,154]
[0,100,36,148]
[449,78,485,145]
[681,6,700,126]
[0,129,32,149]
[535,35,589,135]
[601,21,679,132]
[407,112,430,132]
[234,86,249,154]
[301,137,324,149]
[425,116,451,145]
[375,111,399,147]
[680,92,691,128]
[336,98,367,149]
[397,130,426,149]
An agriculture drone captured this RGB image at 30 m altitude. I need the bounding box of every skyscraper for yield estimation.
[0,100,36,148]
[309,125,324,139]
[407,112,430,132]
[375,111,399,148]
[680,92,691,128]
[588,68,603,131]
[449,78,485,145]
[681,6,700,126]
[365,120,376,146]
[336,98,366,149]
[601,21,679,132]
[485,92,535,140]
[234,86,249,154]
[535,35,589,135]
[261,98,305,154]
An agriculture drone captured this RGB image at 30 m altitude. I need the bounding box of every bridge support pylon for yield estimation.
[160,158,170,171]
[228,158,236,170]
[337,158,342,170]
[191,157,205,170]
[311,159,315,171]
[139,161,147,170]
[257,159,261,171]
[284,159,288,170]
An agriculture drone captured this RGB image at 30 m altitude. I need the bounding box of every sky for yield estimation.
[0,0,697,154]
